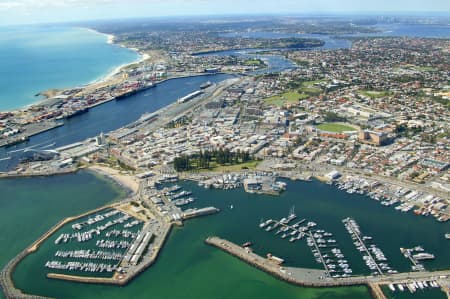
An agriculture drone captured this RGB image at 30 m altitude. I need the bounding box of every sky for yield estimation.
[0,0,449,26]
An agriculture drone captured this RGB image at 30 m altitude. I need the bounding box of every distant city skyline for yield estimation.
[0,0,449,25]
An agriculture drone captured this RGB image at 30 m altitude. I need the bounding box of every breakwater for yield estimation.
[0,205,117,298]
[205,236,450,299]
[205,236,367,287]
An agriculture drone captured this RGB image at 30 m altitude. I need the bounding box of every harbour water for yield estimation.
[0,26,139,111]
[0,73,232,171]
[0,171,126,299]
[10,178,449,299]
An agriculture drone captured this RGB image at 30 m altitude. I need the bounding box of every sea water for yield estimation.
[0,25,139,111]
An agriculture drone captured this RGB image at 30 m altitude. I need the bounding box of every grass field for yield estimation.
[244,59,265,66]
[360,90,393,99]
[186,160,260,173]
[265,91,309,107]
[210,160,260,172]
[316,123,357,133]
[298,80,325,96]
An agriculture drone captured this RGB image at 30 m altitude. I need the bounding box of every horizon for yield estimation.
[0,0,449,26]
[2,12,450,28]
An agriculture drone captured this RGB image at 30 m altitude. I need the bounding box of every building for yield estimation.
[358,130,388,146]
[325,170,341,181]
[421,159,450,172]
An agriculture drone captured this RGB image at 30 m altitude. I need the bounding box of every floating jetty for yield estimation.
[400,246,435,272]
[260,209,353,278]
[343,217,396,276]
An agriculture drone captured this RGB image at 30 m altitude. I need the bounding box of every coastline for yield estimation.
[84,27,149,86]
[87,165,139,194]
[2,26,145,113]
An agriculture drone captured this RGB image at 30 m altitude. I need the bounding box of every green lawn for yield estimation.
[299,86,322,95]
[265,91,309,107]
[360,90,393,99]
[186,159,260,173]
[316,123,357,133]
[302,80,326,87]
[298,80,325,96]
[210,160,260,172]
[243,59,265,66]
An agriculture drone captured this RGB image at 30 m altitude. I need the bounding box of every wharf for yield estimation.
[305,231,331,275]
[0,167,78,179]
[0,121,64,148]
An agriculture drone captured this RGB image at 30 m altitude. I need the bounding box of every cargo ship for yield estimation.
[115,82,156,100]
[64,107,89,119]
[3,136,30,147]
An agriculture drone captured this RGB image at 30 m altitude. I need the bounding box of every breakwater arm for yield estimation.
[204,236,450,299]
[204,236,363,287]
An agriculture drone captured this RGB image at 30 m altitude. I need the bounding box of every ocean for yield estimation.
[0,25,139,111]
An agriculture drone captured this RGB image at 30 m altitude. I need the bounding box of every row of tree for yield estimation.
[174,148,252,171]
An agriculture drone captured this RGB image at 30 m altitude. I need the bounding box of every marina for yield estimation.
[205,235,450,299]
[335,176,449,224]
[0,177,224,299]
[343,217,396,276]
[44,208,145,278]
[260,208,354,278]
[2,176,449,299]
[400,246,435,272]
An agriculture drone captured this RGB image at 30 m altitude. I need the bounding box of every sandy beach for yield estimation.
[25,27,146,111]
[88,165,139,194]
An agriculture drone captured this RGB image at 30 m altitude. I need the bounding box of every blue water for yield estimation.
[0,26,139,111]
[365,23,450,38]
[0,74,232,171]
[222,23,450,50]
[195,49,298,74]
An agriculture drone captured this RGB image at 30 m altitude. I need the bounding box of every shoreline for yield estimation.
[1,26,145,114]
[84,27,150,86]
[87,165,139,194]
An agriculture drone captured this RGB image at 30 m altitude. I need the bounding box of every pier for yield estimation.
[343,218,395,275]
[0,121,64,148]
[306,231,331,276]
[344,219,383,275]
[205,236,450,299]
